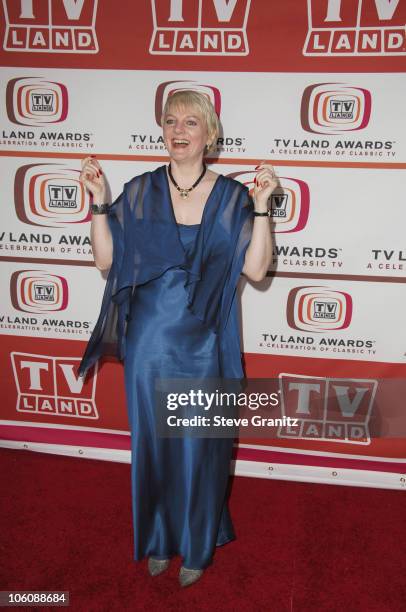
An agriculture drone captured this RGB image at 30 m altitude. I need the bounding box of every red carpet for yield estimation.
[1,448,405,611]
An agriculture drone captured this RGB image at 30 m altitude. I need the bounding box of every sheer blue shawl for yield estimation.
[78,165,254,379]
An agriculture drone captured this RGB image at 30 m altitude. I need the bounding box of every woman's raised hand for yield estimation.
[253,162,278,209]
[80,156,106,203]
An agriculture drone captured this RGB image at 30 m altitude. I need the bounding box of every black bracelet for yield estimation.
[253,210,271,217]
[90,203,110,215]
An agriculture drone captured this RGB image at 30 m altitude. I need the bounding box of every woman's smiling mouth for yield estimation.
[172,139,190,148]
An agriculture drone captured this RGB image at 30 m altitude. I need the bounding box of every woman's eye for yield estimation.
[165,119,174,124]
[187,120,197,126]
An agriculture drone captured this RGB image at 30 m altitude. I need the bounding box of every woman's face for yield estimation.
[163,104,209,164]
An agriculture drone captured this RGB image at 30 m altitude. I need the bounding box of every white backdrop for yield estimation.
[1,1,405,490]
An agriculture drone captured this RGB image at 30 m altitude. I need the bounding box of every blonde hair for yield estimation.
[161,90,220,151]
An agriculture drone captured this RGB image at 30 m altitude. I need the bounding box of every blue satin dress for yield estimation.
[124,223,236,570]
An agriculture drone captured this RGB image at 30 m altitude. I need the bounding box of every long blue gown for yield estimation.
[124,223,236,570]
[78,166,254,570]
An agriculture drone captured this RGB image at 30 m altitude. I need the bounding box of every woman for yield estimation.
[78,91,276,587]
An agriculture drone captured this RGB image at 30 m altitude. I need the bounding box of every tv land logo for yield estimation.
[278,373,376,445]
[287,286,353,332]
[303,0,406,56]
[301,83,372,134]
[2,0,98,53]
[150,0,251,55]
[227,170,310,233]
[155,80,221,126]
[11,352,98,419]
[14,163,91,227]
[10,270,69,313]
[6,77,68,126]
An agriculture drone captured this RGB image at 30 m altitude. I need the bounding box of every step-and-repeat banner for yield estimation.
[1,0,405,489]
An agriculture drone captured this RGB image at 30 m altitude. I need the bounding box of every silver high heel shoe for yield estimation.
[178,566,204,587]
[147,557,170,576]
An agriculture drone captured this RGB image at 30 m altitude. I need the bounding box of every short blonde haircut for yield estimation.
[161,90,220,151]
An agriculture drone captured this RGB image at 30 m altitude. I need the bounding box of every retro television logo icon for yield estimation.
[10,270,69,313]
[287,286,352,332]
[155,80,221,126]
[301,83,372,134]
[2,0,99,53]
[14,163,91,227]
[6,77,68,126]
[11,352,98,419]
[277,373,377,445]
[150,0,251,55]
[227,170,310,233]
[303,0,406,56]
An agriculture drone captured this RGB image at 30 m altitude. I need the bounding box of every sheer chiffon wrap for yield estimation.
[78,165,254,378]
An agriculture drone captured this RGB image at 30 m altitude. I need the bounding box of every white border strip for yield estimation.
[0,439,131,464]
[237,443,406,464]
[235,459,406,491]
[1,441,405,490]
[1,422,404,464]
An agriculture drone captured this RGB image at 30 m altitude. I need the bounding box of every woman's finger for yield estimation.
[89,157,102,173]
[83,166,99,179]
[256,171,276,183]
[255,172,277,187]
[80,169,101,185]
[87,161,101,175]
[81,156,103,176]
[256,165,276,176]
[255,162,275,172]
[81,156,93,168]
[81,162,102,178]
[81,170,97,182]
